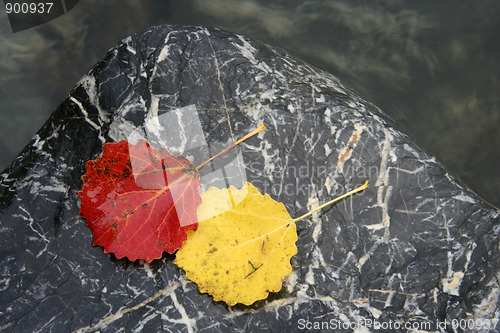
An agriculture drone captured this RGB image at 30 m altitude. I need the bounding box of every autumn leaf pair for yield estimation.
[78,124,368,305]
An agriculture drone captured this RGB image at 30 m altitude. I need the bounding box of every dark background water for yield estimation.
[1,0,499,207]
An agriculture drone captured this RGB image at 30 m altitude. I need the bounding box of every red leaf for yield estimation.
[78,139,201,262]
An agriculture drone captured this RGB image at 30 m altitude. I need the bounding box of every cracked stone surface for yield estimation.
[1,25,499,332]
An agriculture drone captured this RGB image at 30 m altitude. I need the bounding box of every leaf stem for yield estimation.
[293,181,369,223]
[196,123,266,170]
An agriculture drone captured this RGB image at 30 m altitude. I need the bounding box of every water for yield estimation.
[1,0,498,207]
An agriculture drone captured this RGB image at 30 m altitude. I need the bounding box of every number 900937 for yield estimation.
[5,2,53,14]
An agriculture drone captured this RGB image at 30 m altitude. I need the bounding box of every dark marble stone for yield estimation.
[1,25,498,332]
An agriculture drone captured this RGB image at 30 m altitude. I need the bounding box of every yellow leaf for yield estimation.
[175,180,369,306]
[175,182,298,306]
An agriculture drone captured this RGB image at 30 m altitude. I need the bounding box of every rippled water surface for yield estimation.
[1,0,498,206]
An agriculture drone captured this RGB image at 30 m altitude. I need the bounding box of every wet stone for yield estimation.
[0,25,499,332]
